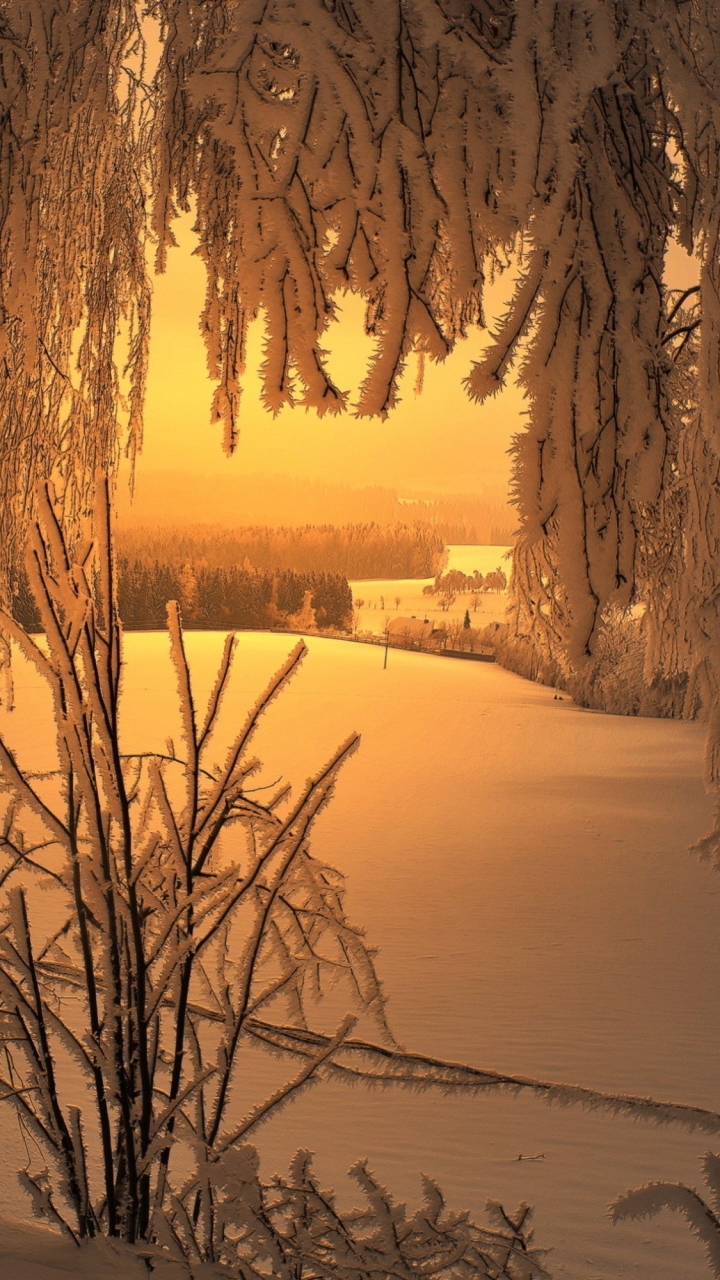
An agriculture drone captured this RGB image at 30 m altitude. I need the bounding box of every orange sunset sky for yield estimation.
[123,215,699,504]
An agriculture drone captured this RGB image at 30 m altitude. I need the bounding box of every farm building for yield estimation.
[386,617,447,648]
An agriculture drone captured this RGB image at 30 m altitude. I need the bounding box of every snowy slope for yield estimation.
[348,544,512,635]
[0,632,716,1279]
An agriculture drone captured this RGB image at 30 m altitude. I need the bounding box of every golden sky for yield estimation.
[131,211,525,496]
[129,214,698,499]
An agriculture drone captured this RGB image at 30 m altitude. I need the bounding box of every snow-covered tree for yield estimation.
[144,0,720,843]
[0,0,150,578]
[4,6,720,831]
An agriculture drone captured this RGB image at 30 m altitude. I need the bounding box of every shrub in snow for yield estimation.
[0,483,549,1277]
[487,610,692,721]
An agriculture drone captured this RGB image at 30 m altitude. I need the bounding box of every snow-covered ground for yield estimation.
[445,543,514,576]
[348,543,512,635]
[1,629,717,1279]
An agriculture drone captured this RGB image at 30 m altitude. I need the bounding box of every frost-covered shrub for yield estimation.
[486,611,692,721]
[611,1151,720,1280]
[563,612,692,720]
[0,483,381,1251]
[0,484,550,1276]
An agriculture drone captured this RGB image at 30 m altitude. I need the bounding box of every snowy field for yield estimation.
[445,543,514,576]
[349,543,512,634]
[0,630,718,1279]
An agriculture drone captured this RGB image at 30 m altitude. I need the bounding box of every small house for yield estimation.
[387,617,446,649]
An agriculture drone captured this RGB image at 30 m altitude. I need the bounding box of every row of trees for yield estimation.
[116,523,445,581]
[424,568,509,596]
[13,561,353,634]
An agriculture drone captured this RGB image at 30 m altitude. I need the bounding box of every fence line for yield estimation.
[120,622,496,662]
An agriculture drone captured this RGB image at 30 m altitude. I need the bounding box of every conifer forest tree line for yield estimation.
[11,522,446,631]
[116,520,447,579]
[12,557,354,632]
[2,0,720,845]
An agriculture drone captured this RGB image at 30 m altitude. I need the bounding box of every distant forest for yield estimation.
[117,472,515,545]
[12,521,481,633]
[120,563,352,631]
[12,563,353,633]
[116,522,447,580]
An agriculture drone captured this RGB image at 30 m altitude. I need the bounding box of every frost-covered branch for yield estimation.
[611,1151,720,1278]
[0,483,388,1253]
[241,1016,720,1137]
[0,0,151,584]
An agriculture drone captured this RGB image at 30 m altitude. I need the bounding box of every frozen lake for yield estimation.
[0,629,718,1279]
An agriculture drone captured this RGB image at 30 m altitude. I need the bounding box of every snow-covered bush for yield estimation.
[0,481,373,1245]
[486,611,692,721]
[0,483,548,1276]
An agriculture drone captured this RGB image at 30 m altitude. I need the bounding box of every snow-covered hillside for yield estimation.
[0,632,716,1279]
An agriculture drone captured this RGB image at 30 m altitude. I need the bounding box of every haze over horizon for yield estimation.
[120,218,698,520]
[116,469,515,533]
[121,211,525,501]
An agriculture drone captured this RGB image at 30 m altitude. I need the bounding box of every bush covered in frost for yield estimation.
[485,612,693,721]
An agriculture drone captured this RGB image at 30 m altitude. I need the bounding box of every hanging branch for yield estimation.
[148,0,510,438]
[0,1,151,584]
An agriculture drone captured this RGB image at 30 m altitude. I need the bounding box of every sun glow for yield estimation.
[131,211,527,499]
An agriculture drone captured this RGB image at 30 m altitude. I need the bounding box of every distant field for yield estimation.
[349,544,512,635]
[445,543,512,575]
